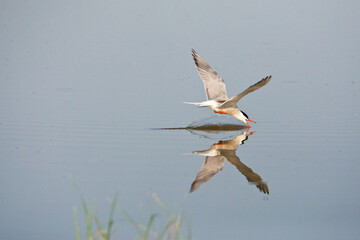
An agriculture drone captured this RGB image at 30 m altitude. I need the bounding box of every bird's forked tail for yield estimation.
[183,100,218,107]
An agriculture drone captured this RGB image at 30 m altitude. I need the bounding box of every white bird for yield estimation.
[185,49,271,128]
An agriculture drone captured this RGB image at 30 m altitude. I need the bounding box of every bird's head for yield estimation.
[240,110,256,126]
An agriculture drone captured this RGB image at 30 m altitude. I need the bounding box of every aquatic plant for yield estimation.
[73,193,191,240]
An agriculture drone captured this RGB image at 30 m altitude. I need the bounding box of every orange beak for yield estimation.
[247,119,256,123]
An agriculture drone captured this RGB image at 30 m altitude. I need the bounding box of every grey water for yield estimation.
[1,1,360,239]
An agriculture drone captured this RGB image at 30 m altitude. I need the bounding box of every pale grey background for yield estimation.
[0,1,359,239]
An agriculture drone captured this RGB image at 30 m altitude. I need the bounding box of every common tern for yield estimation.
[185,49,271,128]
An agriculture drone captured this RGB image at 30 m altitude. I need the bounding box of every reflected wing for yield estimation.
[192,49,228,101]
[219,76,271,109]
[190,155,226,192]
[221,150,269,194]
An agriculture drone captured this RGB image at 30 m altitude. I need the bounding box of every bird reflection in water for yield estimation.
[189,130,269,194]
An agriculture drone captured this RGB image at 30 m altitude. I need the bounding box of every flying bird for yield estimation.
[185,49,271,128]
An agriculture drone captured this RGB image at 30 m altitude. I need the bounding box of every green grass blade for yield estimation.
[91,209,106,240]
[117,206,143,234]
[152,193,170,215]
[74,207,81,240]
[91,209,103,230]
[80,195,93,240]
[157,216,173,240]
[105,193,118,240]
[71,180,93,240]
[142,213,157,240]
[175,212,183,240]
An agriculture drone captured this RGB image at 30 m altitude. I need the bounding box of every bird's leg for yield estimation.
[246,131,254,136]
[244,121,252,133]
[213,110,226,114]
[215,140,225,145]
[244,126,252,135]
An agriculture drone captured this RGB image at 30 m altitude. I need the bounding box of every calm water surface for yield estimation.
[1,1,360,240]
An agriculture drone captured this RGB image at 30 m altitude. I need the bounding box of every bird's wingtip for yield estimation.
[262,75,272,82]
[191,49,197,58]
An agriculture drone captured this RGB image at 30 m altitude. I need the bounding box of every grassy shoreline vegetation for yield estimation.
[73,192,191,240]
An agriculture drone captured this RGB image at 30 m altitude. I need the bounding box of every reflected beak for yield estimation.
[247,119,256,123]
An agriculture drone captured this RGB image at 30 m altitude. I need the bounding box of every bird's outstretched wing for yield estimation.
[219,75,271,109]
[221,150,269,194]
[190,155,225,192]
[192,49,228,102]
